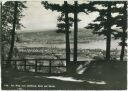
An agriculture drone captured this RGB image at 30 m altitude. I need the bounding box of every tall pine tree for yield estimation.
[41,1,72,71]
[2,1,27,66]
[112,1,127,61]
[41,1,93,73]
[86,1,127,61]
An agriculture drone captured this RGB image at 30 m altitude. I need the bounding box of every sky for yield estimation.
[19,1,99,32]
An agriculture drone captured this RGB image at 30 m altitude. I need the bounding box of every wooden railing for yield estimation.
[2,59,66,74]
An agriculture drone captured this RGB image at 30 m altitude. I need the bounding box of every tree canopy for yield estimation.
[41,1,93,33]
[41,1,95,13]
[2,1,27,43]
[86,1,127,36]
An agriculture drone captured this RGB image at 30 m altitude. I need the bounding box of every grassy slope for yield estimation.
[80,61,127,90]
[2,61,127,90]
[18,28,104,44]
[1,68,102,90]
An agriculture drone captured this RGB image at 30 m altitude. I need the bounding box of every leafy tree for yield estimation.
[2,1,26,66]
[86,1,126,61]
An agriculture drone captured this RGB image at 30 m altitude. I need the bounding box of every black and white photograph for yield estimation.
[1,0,127,90]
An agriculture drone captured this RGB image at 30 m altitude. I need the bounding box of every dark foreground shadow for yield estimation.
[2,60,127,90]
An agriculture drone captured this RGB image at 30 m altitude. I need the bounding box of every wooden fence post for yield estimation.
[14,60,17,69]
[35,60,37,72]
[49,60,52,74]
[24,59,26,71]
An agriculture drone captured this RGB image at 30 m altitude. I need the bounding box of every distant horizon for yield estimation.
[16,27,122,33]
[16,27,87,33]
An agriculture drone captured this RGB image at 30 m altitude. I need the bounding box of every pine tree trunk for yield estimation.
[120,39,125,61]
[106,34,111,61]
[1,3,4,61]
[7,2,18,67]
[73,1,78,62]
[72,1,78,74]
[64,1,70,73]
[105,3,112,61]
[120,2,127,61]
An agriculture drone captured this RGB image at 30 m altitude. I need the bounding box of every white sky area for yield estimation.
[20,1,99,32]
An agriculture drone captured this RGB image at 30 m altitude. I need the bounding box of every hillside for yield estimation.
[17,28,105,44]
